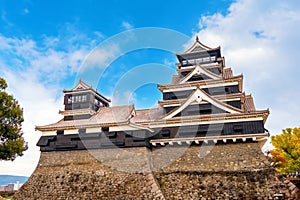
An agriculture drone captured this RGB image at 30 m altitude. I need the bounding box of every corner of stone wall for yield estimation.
[14,148,166,200]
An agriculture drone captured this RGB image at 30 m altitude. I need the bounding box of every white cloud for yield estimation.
[121,21,134,30]
[194,0,300,134]
[0,32,92,84]
[0,70,63,176]
[83,44,120,68]
[0,28,98,176]
[111,90,136,106]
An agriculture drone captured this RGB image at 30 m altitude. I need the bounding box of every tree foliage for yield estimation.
[270,127,300,174]
[0,77,27,161]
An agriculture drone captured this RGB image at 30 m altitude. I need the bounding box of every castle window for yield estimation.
[233,125,243,134]
[67,96,73,104]
[57,130,64,135]
[200,109,212,115]
[67,95,87,103]
[189,59,195,64]
[102,127,109,132]
[161,130,171,137]
[203,57,210,62]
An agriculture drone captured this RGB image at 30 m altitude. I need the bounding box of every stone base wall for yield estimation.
[14,148,164,200]
[155,170,297,199]
[150,141,269,172]
[14,142,299,199]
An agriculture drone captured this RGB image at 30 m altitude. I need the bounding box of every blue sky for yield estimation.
[0,1,231,37]
[0,0,300,176]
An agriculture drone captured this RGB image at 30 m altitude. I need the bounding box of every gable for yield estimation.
[163,88,241,119]
[174,103,227,117]
[179,65,221,84]
[184,37,213,54]
[73,80,92,91]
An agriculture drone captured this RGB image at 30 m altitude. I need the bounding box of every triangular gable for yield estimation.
[190,45,207,53]
[130,106,136,117]
[163,88,241,119]
[184,36,214,54]
[73,80,92,91]
[179,65,221,84]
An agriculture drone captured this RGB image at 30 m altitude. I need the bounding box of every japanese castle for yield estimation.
[36,36,270,150]
[15,37,299,200]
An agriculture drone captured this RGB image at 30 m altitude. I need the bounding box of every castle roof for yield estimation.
[158,75,243,92]
[158,93,245,108]
[63,80,111,103]
[162,88,243,119]
[136,111,269,127]
[222,68,233,79]
[244,95,256,112]
[36,105,135,131]
[36,98,269,132]
[179,36,220,55]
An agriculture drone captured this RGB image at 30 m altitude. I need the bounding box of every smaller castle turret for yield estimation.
[59,80,110,121]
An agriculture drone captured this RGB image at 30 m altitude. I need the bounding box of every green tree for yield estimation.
[0,77,27,160]
[270,127,300,174]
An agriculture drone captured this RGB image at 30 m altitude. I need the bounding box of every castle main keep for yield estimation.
[14,37,299,199]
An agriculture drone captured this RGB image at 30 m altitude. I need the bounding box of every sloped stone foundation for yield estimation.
[14,148,164,200]
[14,142,299,199]
[155,170,297,199]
